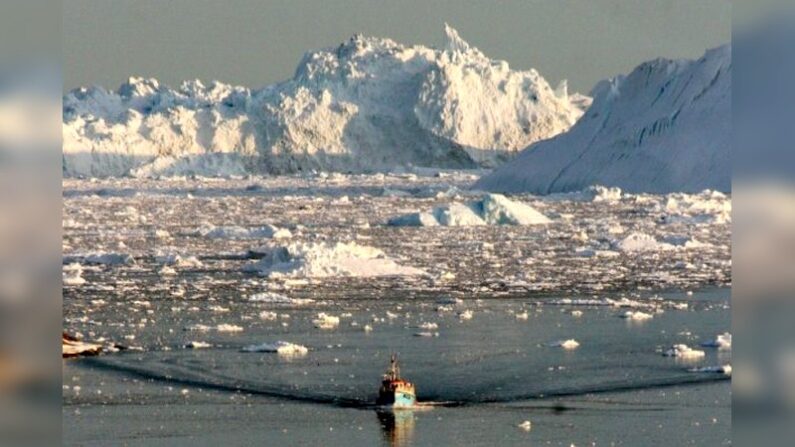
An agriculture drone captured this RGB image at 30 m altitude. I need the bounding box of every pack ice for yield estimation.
[63,25,588,177]
[475,45,730,194]
[388,193,550,226]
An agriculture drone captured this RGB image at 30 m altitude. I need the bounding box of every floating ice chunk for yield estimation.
[242,242,425,278]
[620,311,654,321]
[476,194,551,225]
[388,194,550,227]
[414,331,440,337]
[689,364,732,375]
[663,344,705,359]
[517,420,533,431]
[313,313,340,329]
[247,292,314,306]
[241,341,308,356]
[185,341,211,349]
[216,324,244,333]
[436,296,463,305]
[259,311,278,321]
[363,324,374,332]
[156,254,203,268]
[159,266,177,276]
[515,311,529,320]
[387,211,440,227]
[700,332,731,350]
[458,310,474,321]
[63,264,86,286]
[570,310,583,317]
[418,322,439,330]
[551,339,580,350]
[199,224,291,240]
[64,252,135,265]
[613,232,675,253]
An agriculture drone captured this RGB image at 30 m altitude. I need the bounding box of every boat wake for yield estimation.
[81,355,729,410]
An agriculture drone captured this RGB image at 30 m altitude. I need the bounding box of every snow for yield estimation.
[663,344,705,359]
[242,241,426,278]
[241,341,308,356]
[475,45,730,194]
[63,25,587,177]
[700,332,732,350]
[388,193,550,226]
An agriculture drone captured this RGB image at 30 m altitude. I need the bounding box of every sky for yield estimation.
[63,0,730,94]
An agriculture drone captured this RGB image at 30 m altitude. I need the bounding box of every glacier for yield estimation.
[474,45,730,194]
[63,25,588,177]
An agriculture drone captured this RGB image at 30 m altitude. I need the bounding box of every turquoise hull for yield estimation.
[378,390,416,408]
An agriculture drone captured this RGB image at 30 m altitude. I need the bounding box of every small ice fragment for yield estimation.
[515,311,529,320]
[518,420,532,431]
[620,311,653,321]
[313,313,340,329]
[663,344,705,358]
[185,341,211,349]
[458,310,473,321]
[700,332,731,350]
[241,341,309,356]
[551,339,580,350]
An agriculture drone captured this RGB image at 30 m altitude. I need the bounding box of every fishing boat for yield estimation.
[377,354,416,408]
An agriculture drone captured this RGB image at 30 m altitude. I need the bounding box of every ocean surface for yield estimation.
[62,174,731,445]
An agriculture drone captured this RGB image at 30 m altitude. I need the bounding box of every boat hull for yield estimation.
[377,390,416,408]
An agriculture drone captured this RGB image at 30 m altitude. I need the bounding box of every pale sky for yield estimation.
[63,0,730,94]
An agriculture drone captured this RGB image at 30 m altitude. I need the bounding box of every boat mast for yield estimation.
[388,353,400,380]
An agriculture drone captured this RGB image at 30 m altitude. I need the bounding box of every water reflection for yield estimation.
[376,409,415,447]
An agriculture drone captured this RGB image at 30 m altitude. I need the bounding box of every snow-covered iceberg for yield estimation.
[242,241,426,278]
[388,193,550,226]
[475,45,730,194]
[63,25,588,177]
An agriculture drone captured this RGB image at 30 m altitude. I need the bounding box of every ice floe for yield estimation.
[241,341,308,356]
[700,332,732,350]
[662,344,705,359]
[551,339,580,350]
[619,311,654,321]
[689,364,732,375]
[198,224,291,240]
[313,313,340,329]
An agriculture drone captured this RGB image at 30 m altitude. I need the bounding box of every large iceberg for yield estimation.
[63,25,588,177]
[475,45,730,194]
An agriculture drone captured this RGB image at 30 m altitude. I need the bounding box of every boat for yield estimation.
[377,354,416,408]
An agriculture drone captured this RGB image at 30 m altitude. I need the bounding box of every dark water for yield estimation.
[63,288,730,446]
